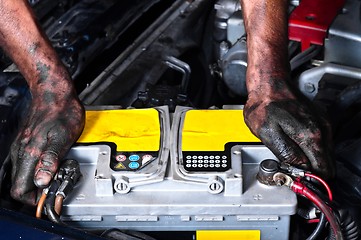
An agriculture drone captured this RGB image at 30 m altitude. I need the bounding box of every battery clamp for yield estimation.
[60,106,296,239]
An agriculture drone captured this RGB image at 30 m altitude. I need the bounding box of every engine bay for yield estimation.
[0,0,361,239]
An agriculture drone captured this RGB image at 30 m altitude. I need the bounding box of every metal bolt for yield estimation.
[275,178,285,186]
[304,83,316,93]
[274,174,286,186]
[219,41,229,58]
[114,176,131,194]
[209,182,221,192]
[207,176,224,194]
[116,183,128,191]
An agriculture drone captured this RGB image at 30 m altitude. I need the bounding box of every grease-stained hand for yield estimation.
[10,89,84,206]
[244,84,334,179]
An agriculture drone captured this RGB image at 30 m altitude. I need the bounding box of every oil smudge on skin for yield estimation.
[36,62,50,84]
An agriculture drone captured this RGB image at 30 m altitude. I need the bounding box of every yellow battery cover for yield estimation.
[182,109,260,151]
[77,108,160,152]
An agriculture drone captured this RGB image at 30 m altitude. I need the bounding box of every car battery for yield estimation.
[61,106,297,240]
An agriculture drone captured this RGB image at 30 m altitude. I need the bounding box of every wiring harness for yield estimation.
[264,161,360,240]
[36,159,82,224]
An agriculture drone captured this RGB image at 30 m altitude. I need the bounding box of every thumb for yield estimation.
[34,149,59,188]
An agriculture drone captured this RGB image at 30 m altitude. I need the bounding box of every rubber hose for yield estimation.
[299,181,328,239]
[338,209,360,240]
[44,180,64,225]
[292,182,344,240]
[45,202,64,225]
[290,45,321,71]
[307,213,326,240]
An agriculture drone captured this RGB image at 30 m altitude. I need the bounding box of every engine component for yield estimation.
[219,38,248,96]
[79,0,213,107]
[213,0,242,48]
[215,0,347,98]
[337,209,361,240]
[59,106,296,240]
[46,0,161,78]
[133,56,190,111]
[324,0,361,69]
[288,0,345,51]
[163,56,191,95]
[213,0,247,97]
[298,63,361,100]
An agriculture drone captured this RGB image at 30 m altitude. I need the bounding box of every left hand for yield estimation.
[10,87,84,206]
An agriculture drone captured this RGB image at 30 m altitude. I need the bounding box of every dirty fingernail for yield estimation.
[34,170,52,188]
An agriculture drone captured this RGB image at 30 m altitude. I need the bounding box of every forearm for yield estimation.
[0,0,73,100]
[240,0,290,97]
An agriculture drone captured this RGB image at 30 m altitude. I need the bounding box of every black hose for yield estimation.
[327,209,360,240]
[44,179,64,225]
[300,179,337,240]
[302,179,331,206]
[288,41,300,59]
[290,45,321,71]
[338,209,360,240]
[307,213,327,240]
[45,202,64,226]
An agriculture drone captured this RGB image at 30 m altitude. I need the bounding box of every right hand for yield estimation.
[243,82,334,178]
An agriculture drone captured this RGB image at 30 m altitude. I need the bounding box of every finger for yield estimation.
[259,124,310,168]
[10,134,46,205]
[10,128,32,181]
[279,118,333,178]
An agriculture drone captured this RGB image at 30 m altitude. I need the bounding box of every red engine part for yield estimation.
[289,0,346,51]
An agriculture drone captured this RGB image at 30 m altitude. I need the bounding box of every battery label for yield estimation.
[78,108,161,152]
[181,110,260,152]
[196,230,260,240]
[182,151,230,172]
[111,152,158,171]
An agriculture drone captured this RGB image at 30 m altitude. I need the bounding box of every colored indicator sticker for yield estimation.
[116,154,127,162]
[129,155,140,161]
[114,162,126,170]
[142,154,154,165]
[129,162,140,169]
[142,154,153,161]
